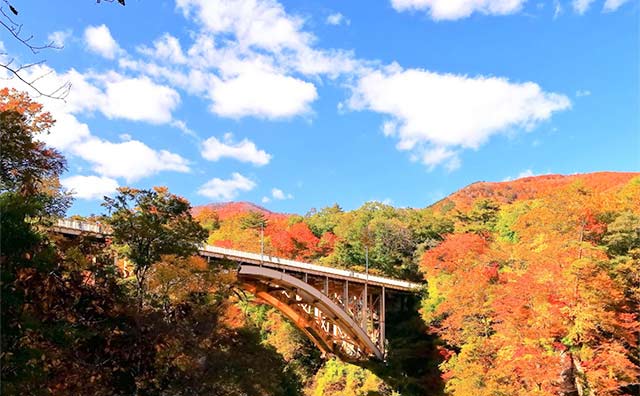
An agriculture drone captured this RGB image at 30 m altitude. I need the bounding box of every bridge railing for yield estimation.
[200,244,421,291]
[55,219,108,234]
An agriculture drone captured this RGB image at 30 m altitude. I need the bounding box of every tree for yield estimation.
[0,88,69,208]
[194,206,221,231]
[0,88,71,271]
[240,210,269,257]
[305,204,343,237]
[240,210,269,230]
[102,187,208,307]
[1,89,131,395]
[455,198,500,236]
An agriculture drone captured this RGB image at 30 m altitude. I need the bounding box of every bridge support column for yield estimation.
[380,286,385,355]
[343,280,349,309]
[362,284,368,330]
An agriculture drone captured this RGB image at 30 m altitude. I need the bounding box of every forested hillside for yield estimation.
[192,171,640,396]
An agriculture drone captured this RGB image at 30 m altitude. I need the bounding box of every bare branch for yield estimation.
[0,2,69,99]
[96,0,126,5]
[0,62,71,100]
[0,0,123,99]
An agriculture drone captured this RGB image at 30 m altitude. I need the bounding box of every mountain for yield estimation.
[434,171,639,210]
[193,172,639,219]
[192,201,287,220]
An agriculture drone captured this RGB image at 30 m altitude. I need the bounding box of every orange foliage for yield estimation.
[192,201,287,221]
[437,172,639,211]
[421,233,488,274]
[422,178,639,396]
[0,87,54,131]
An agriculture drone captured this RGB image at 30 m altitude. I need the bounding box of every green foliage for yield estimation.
[603,211,640,257]
[494,200,536,243]
[319,202,454,279]
[102,186,208,306]
[240,299,322,384]
[240,210,269,230]
[311,358,390,396]
[455,198,500,235]
[305,204,344,237]
[406,208,454,244]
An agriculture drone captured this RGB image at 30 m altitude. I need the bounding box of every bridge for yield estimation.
[52,220,422,362]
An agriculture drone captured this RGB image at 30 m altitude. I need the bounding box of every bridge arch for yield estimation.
[238,265,384,361]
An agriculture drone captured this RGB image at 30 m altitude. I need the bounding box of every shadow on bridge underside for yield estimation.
[238,265,384,362]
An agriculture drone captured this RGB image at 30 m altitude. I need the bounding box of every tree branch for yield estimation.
[0,3,69,99]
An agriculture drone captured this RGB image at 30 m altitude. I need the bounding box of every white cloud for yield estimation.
[390,0,526,20]
[171,120,198,137]
[130,0,358,119]
[48,30,72,48]
[100,75,181,124]
[8,64,180,125]
[503,169,537,181]
[272,188,286,200]
[271,188,293,200]
[603,0,631,12]
[73,138,190,182]
[419,147,461,171]
[210,70,317,118]
[84,24,121,59]
[176,0,312,53]
[517,169,535,178]
[326,12,350,25]
[61,175,119,200]
[197,173,256,200]
[138,34,187,64]
[572,0,596,13]
[41,112,92,151]
[201,133,271,166]
[261,196,271,203]
[348,64,570,169]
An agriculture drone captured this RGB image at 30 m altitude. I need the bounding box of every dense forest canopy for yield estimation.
[1,88,638,395]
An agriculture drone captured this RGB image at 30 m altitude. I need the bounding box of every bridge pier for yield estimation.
[380,286,385,352]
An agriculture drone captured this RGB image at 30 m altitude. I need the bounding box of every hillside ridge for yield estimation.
[194,172,639,216]
[433,171,639,210]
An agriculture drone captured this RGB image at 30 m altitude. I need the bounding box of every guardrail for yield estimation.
[200,244,421,291]
[54,219,109,234]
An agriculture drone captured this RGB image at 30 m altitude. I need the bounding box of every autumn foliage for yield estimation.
[421,176,640,396]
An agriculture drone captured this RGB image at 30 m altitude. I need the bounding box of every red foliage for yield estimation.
[213,240,233,249]
[421,233,488,273]
[318,232,337,255]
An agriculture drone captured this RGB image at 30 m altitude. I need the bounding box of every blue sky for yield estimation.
[2,0,638,215]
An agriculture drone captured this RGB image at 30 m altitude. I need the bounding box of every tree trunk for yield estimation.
[559,351,584,396]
